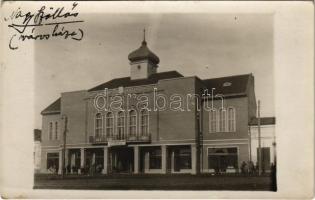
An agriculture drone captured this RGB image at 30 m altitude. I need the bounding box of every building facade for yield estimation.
[40,37,258,175]
[249,117,276,172]
[34,129,42,173]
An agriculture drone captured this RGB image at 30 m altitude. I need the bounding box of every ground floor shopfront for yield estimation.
[41,142,250,175]
[43,144,197,174]
[201,140,250,174]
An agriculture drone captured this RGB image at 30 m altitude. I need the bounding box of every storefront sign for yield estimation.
[108,140,126,147]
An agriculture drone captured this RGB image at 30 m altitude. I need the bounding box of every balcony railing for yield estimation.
[89,134,151,144]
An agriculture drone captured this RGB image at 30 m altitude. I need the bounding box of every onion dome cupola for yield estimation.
[128,40,160,65]
[128,29,160,80]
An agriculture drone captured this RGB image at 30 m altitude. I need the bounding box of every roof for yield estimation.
[202,74,251,96]
[42,72,253,114]
[249,117,276,126]
[41,98,61,115]
[88,71,183,92]
[128,40,160,64]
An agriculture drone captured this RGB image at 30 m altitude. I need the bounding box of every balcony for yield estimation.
[89,134,151,144]
[127,134,150,143]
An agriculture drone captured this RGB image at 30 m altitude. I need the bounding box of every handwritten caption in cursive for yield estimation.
[4,2,84,50]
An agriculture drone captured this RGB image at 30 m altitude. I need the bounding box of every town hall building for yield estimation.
[40,35,258,175]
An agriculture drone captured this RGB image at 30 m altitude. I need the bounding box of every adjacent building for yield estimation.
[34,129,42,173]
[39,36,262,175]
[249,117,276,172]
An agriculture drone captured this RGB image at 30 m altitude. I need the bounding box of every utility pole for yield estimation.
[62,116,68,178]
[248,126,252,162]
[258,100,262,176]
[196,103,201,175]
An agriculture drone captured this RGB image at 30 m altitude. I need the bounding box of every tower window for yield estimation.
[137,65,141,70]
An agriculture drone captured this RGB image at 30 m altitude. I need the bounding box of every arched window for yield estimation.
[209,109,217,133]
[128,110,137,136]
[218,108,227,132]
[228,107,236,132]
[49,122,53,140]
[117,111,125,140]
[140,109,149,136]
[105,112,114,138]
[95,113,103,138]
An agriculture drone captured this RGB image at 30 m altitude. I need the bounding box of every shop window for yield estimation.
[174,147,191,171]
[208,147,238,173]
[149,148,161,169]
[47,152,59,173]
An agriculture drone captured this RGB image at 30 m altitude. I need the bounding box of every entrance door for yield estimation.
[110,147,134,173]
[257,147,270,172]
[68,149,80,173]
[85,148,104,175]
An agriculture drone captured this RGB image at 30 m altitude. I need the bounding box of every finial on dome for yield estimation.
[143,29,146,41]
[142,29,147,45]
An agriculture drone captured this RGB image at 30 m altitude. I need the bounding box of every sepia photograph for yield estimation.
[31,7,276,191]
[0,1,313,199]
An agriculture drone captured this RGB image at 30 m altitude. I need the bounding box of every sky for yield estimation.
[35,13,274,129]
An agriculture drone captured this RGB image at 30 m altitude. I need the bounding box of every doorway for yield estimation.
[257,147,271,172]
[85,148,104,174]
[109,147,134,173]
[208,147,238,173]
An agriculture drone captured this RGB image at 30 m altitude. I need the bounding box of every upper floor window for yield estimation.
[140,109,149,136]
[209,107,236,133]
[218,108,227,132]
[209,109,217,133]
[95,113,103,137]
[49,122,53,140]
[55,122,58,140]
[128,110,137,136]
[105,112,114,137]
[117,111,125,139]
[228,107,236,132]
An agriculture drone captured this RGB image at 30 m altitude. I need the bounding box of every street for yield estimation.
[34,174,276,191]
